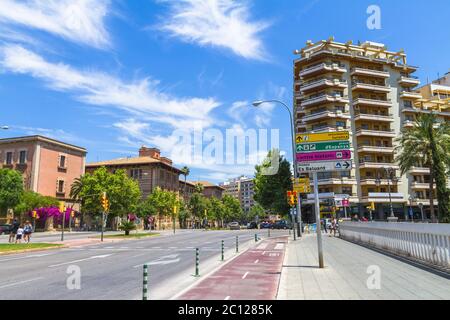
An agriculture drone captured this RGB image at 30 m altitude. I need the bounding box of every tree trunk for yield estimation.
[429,165,437,223]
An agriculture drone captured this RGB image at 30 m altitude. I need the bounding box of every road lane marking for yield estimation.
[274,244,284,250]
[224,296,230,300]
[133,254,180,268]
[242,272,249,279]
[262,251,266,255]
[131,253,146,258]
[0,277,44,289]
[48,254,113,268]
[0,253,56,263]
[254,259,259,264]
[257,243,268,250]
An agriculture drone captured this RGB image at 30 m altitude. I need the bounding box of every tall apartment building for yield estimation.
[220,176,256,214]
[0,135,87,222]
[293,38,444,219]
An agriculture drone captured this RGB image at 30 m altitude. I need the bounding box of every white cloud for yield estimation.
[0,44,220,127]
[0,0,111,49]
[157,0,270,60]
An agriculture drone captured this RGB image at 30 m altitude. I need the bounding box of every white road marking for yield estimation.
[48,254,113,268]
[274,244,284,250]
[133,254,180,268]
[0,277,44,289]
[131,253,146,258]
[224,296,230,300]
[0,253,55,263]
[257,243,268,250]
[262,251,266,255]
[254,259,259,264]
[242,272,249,279]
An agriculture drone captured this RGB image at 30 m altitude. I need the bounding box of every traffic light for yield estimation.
[59,201,65,213]
[101,192,110,212]
[292,191,298,206]
[287,191,298,207]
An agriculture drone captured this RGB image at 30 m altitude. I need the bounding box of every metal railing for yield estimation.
[339,222,450,271]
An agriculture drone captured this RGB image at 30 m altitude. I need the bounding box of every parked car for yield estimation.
[247,222,258,229]
[0,224,11,235]
[259,222,271,229]
[271,220,291,230]
[228,222,240,230]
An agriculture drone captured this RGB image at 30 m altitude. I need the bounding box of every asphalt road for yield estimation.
[0,229,290,300]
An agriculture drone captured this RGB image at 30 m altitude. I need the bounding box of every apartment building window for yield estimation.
[5,152,13,165]
[19,150,27,164]
[56,180,65,194]
[58,154,67,169]
[342,187,352,195]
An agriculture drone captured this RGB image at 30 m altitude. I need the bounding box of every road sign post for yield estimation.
[221,240,224,261]
[297,195,302,238]
[313,172,324,268]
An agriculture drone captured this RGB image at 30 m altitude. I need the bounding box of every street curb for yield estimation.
[0,244,67,256]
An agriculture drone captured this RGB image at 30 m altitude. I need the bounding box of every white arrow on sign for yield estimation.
[297,160,352,173]
[133,254,180,268]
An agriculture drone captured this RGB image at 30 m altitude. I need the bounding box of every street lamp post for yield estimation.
[376,167,397,221]
[252,100,302,238]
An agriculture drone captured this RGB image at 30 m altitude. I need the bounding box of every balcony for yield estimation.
[299,94,349,108]
[350,67,390,78]
[358,161,399,170]
[314,178,357,186]
[352,97,392,108]
[352,82,391,93]
[411,181,435,189]
[398,76,420,87]
[301,110,350,122]
[354,113,394,122]
[360,179,402,186]
[356,128,396,138]
[300,78,348,93]
[400,91,422,100]
[357,145,394,154]
[308,125,348,134]
[403,120,415,128]
[409,167,429,174]
[300,63,346,77]
[361,193,405,203]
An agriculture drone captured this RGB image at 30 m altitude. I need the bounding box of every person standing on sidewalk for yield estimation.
[322,218,328,234]
[8,219,20,243]
[15,225,24,244]
[23,221,33,243]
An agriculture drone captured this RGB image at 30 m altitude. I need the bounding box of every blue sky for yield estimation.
[0,0,449,183]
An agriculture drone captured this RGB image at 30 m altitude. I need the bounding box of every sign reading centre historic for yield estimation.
[295,131,349,144]
[296,141,350,153]
[296,150,351,162]
[297,160,352,173]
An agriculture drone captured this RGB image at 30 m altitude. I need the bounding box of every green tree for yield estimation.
[181,166,190,197]
[143,187,178,229]
[14,191,59,216]
[209,197,226,227]
[254,150,293,217]
[396,114,450,222]
[188,192,208,227]
[0,168,24,217]
[76,167,141,218]
[248,204,265,222]
[222,195,243,223]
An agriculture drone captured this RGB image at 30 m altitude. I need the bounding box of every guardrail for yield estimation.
[339,222,450,271]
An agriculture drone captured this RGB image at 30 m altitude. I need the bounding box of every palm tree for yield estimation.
[396,113,450,222]
[181,166,190,199]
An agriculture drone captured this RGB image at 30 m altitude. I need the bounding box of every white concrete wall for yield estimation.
[340,222,450,270]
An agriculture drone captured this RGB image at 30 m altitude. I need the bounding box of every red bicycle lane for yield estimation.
[178,236,288,300]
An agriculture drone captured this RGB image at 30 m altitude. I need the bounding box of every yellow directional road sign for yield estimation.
[296,131,349,144]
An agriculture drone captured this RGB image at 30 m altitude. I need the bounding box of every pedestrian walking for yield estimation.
[330,217,338,237]
[23,221,33,243]
[323,219,328,234]
[8,219,20,243]
[15,225,24,244]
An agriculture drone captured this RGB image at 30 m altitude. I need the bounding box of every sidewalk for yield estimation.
[277,233,450,300]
